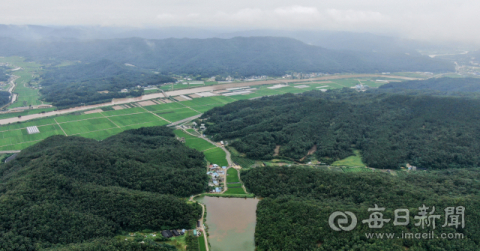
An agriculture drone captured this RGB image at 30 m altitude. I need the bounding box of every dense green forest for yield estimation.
[242,166,480,250]
[0,126,206,250]
[40,60,174,108]
[0,37,453,77]
[378,77,480,96]
[43,238,176,251]
[202,89,480,169]
[0,66,8,81]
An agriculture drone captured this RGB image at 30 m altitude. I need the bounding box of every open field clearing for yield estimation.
[331,150,366,167]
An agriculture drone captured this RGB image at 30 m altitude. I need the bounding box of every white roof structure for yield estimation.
[26,126,40,134]
[196,92,216,97]
[223,91,251,96]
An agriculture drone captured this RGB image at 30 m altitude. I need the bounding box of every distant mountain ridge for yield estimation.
[0,25,455,53]
[0,36,453,76]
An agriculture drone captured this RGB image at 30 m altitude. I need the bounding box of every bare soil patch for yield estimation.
[273,145,281,156]
[137,100,156,107]
[300,145,317,161]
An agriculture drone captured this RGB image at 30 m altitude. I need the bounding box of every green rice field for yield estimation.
[223,187,246,195]
[0,73,401,151]
[203,147,228,167]
[226,168,240,183]
[173,129,229,166]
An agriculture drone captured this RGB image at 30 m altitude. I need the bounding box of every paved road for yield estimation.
[0,150,21,154]
[189,195,209,251]
[0,74,421,126]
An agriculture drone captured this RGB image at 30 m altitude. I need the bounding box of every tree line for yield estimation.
[241,166,480,250]
[39,60,174,108]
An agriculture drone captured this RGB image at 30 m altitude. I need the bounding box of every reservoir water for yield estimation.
[196,196,259,251]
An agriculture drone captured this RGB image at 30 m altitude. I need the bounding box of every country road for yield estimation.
[190,195,209,251]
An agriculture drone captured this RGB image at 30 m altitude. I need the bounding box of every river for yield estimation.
[196,196,259,251]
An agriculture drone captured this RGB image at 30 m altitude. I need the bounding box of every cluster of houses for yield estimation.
[207,164,227,193]
[406,163,417,171]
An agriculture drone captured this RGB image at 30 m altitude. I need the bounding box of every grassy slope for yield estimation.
[331,150,366,167]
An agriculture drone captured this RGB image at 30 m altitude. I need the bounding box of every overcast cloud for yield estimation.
[0,0,478,43]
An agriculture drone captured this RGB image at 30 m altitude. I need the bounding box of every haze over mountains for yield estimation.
[0,24,459,53]
[0,25,454,76]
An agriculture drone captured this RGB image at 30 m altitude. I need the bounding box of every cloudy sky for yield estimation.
[1,0,478,43]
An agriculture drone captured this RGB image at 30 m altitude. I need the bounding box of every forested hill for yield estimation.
[202,90,480,169]
[0,126,206,250]
[242,166,480,250]
[378,77,480,96]
[40,60,174,108]
[0,36,453,76]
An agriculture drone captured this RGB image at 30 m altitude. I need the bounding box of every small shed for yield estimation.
[161,230,173,238]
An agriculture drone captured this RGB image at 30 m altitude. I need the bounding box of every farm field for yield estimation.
[223,187,246,195]
[203,147,228,167]
[0,76,397,151]
[173,130,216,152]
[0,56,46,109]
[0,109,169,150]
[173,129,229,166]
[226,168,240,183]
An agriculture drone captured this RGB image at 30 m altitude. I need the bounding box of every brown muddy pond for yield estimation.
[196,196,259,251]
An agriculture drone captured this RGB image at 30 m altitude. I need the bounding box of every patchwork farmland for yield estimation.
[0,96,234,150]
[0,78,400,151]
